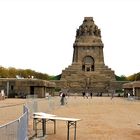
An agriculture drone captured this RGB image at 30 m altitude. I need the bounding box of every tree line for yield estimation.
[0,66,139,81]
[0,66,49,80]
[115,73,140,81]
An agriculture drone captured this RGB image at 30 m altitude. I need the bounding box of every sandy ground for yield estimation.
[0,99,26,125]
[0,97,140,140]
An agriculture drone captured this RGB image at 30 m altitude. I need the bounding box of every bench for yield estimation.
[33,112,56,117]
[33,112,56,136]
[33,112,81,140]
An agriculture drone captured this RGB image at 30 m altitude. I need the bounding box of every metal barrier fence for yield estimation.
[26,96,61,138]
[18,106,28,140]
[0,105,29,140]
[0,96,61,140]
[26,96,61,117]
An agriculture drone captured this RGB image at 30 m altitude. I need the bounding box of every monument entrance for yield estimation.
[59,17,116,93]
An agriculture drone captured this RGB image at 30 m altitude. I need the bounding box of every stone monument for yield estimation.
[59,17,116,93]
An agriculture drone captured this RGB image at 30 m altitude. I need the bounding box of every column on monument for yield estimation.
[72,46,78,63]
[99,46,104,65]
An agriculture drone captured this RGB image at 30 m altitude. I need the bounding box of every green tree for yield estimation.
[49,74,61,80]
[0,66,8,78]
[115,75,127,81]
[127,72,140,81]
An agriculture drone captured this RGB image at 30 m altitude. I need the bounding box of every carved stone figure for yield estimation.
[76,17,101,37]
[89,25,94,35]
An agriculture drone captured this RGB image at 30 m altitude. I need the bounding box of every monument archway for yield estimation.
[82,56,94,72]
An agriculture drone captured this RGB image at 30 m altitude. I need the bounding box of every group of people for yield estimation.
[60,91,115,104]
[82,92,93,99]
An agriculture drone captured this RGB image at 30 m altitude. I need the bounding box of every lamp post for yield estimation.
[7,81,9,97]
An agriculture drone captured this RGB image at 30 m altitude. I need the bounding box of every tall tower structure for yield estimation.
[60,17,116,93]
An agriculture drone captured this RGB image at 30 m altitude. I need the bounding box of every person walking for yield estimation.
[82,91,85,98]
[90,92,93,98]
[60,92,65,105]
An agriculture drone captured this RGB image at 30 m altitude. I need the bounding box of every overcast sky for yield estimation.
[0,0,140,76]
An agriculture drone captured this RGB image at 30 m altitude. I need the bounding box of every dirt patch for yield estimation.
[0,97,140,140]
